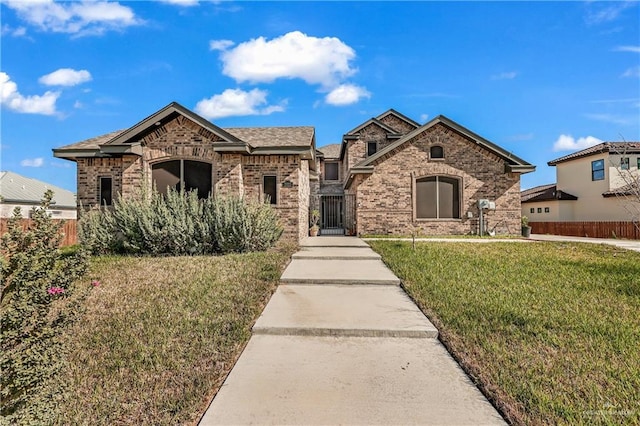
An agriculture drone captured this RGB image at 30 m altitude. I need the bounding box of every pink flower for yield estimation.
[47,287,65,295]
[91,280,100,287]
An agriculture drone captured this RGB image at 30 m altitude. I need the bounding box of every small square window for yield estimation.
[324,162,339,181]
[367,141,377,157]
[430,145,444,159]
[530,208,534,214]
[621,157,630,170]
[637,158,640,169]
[545,207,550,213]
[537,208,542,213]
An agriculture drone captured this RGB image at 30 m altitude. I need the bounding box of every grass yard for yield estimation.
[369,240,640,426]
[32,241,296,425]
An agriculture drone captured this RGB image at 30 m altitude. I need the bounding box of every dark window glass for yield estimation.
[537,207,542,213]
[99,177,112,206]
[637,158,640,169]
[325,162,339,180]
[591,159,604,181]
[152,160,212,199]
[152,160,181,195]
[621,157,629,170]
[545,207,550,213]
[430,145,444,159]
[416,176,460,219]
[530,208,534,213]
[264,175,277,205]
[183,160,212,199]
[367,141,377,156]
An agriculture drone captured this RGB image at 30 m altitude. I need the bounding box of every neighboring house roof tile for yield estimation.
[317,144,341,159]
[548,142,640,166]
[602,182,640,198]
[224,126,315,148]
[0,171,76,208]
[521,184,578,203]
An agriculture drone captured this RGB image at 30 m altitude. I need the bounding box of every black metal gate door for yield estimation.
[321,195,343,235]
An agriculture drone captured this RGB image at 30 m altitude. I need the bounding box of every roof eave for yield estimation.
[99,142,143,156]
[52,148,109,160]
[506,164,536,174]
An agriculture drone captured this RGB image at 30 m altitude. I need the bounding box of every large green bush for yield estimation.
[79,189,283,256]
[1,191,89,419]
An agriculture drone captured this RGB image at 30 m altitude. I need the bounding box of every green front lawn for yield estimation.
[27,242,295,425]
[369,240,640,425]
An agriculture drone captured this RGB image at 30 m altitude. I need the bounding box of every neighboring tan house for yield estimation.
[0,171,77,219]
[54,102,535,239]
[522,142,640,222]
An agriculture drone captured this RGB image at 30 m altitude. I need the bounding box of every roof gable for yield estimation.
[105,102,242,146]
[352,115,535,173]
[345,117,401,137]
[375,109,420,129]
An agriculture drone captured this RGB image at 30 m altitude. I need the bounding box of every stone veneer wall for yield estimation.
[378,115,417,134]
[352,123,521,236]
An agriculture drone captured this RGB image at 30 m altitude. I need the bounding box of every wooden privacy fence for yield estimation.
[0,219,78,247]
[530,221,640,240]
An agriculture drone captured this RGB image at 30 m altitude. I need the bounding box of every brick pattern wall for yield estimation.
[298,160,310,240]
[378,115,416,134]
[346,123,391,169]
[241,154,304,239]
[353,123,521,236]
[77,157,124,207]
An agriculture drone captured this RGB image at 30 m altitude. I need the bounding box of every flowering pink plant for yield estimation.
[91,280,100,287]
[47,287,65,295]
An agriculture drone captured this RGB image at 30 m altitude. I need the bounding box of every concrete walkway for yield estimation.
[530,233,640,253]
[200,237,505,425]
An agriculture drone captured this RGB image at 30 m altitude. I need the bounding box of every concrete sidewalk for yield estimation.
[200,237,505,425]
[530,233,640,252]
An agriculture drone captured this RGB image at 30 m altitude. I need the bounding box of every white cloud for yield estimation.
[1,72,59,115]
[209,39,235,51]
[585,2,635,25]
[585,113,632,125]
[21,157,45,167]
[3,0,140,36]
[491,71,517,80]
[420,114,429,122]
[614,45,640,53]
[2,24,27,37]
[74,100,83,109]
[194,88,285,119]
[621,66,640,78]
[553,134,602,152]
[325,84,370,106]
[39,68,92,86]
[158,0,199,6]
[219,31,357,88]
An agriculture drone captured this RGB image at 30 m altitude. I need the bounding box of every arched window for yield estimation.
[415,176,460,219]
[152,160,212,199]
[430,145,444,159]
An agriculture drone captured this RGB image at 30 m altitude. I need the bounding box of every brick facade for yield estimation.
[352,123,521,236]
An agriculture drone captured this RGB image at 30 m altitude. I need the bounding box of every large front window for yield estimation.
[152,160,212,199]
[416,176,460,219]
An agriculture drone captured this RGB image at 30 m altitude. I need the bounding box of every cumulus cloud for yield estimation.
[1,72,59,115]
[621,66,640,78]
[553,134,602,152]
[21,157,45,167]
[325,84,370,106]
[1,24,27,37]
[218,31,357,88]
[491,71,517,80]
[3,0,140,36]
[194,88,285,119]
[614,45,640,53]
[39,68,92,86]
[585,2,635,25]
[209,39,235,51]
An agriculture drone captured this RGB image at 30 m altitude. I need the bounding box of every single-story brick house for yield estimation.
[54,102,535,239]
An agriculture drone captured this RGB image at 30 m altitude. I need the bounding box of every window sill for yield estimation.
[415,218,463,222]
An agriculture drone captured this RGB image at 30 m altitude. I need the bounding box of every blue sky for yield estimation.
[1,1,639,193]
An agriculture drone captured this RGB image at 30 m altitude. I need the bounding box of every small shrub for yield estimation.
[1,190,89,419]
[79,188,282,255]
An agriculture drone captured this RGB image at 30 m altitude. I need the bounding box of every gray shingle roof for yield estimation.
[317,144,341,159]
[224,126,315,148]
[548,142,640,166]
[0,171,76,208]
[55,130,125,151]
[521,184,577,203]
